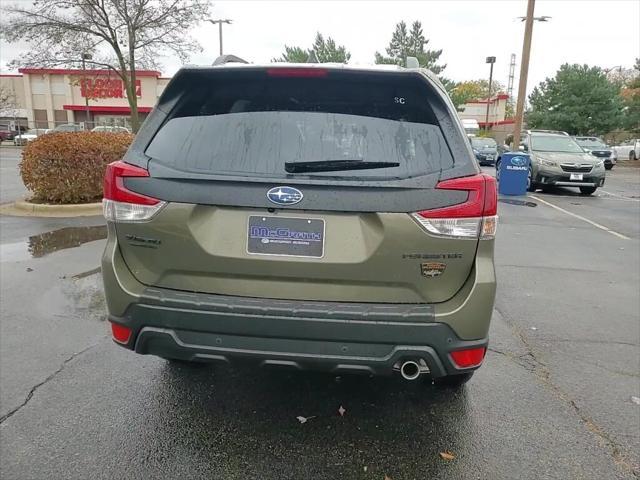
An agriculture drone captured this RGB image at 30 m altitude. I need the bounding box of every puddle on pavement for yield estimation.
[498,198,537,207]
[0,225,107,262]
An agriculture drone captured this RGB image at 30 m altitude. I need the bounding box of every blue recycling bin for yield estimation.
[498,153,530,196]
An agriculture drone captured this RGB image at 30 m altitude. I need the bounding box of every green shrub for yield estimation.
[20,131,134,204]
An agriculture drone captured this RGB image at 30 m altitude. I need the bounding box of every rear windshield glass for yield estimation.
[145,71,454,179]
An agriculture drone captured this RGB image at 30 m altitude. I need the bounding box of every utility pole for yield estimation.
[512,0,535,149]
[81,53,92,129]
[208,19,232,56]
[512,3,551,149]
[485,56,496,133]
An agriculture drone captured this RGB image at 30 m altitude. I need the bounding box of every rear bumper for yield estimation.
[102,224,495,377]
[109,289,487,377]
[131,324,486,378]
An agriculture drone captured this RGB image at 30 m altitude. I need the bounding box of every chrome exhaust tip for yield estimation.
[400,360,421,381]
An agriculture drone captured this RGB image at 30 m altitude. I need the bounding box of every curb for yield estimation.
[0,199,102,217]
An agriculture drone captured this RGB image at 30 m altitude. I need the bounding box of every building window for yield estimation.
[54,110,67,126]
[34,109,48,128]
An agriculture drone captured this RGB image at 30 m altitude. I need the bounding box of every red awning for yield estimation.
[478,119,516,127]
[62,105,152,113]
[19,68,160,77]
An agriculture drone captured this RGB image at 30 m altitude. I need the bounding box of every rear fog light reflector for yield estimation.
[450,347,486,368]
[110,322,132,344]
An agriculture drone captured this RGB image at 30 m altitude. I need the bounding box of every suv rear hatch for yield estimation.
[106,66,494,303]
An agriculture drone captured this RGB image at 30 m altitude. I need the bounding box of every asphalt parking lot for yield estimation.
[1,151,639,479]
[0,146,28,204]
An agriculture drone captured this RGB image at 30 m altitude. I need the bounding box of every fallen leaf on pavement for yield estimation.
[439,451,456,461]
[338,405,346,416]
[296,415,316,424]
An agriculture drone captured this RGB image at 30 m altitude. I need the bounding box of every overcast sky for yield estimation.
[1,0,638,96]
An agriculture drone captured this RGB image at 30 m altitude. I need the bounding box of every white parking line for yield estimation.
[529,195,631,240]
[599,190,640,202]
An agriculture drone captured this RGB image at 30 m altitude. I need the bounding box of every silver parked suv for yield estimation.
[497,130,606,195]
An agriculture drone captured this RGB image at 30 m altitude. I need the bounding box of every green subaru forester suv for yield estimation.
[102,63,497,387]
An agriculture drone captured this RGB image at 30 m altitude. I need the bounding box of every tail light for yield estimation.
[411,174,498,239]
[450,347,486,369]
[102,161,166,222]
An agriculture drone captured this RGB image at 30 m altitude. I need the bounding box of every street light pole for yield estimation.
[512,0,536,150]
[208,19,232,56]
[485,56,496,133]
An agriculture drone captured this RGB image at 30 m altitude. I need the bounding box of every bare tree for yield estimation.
[1,0,211,132]
[0,83,20,120]
[0,84,17,113]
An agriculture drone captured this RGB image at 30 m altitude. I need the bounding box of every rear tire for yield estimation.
[605,164,613,170]
[579,186,597,195]
[432,372,474,388]
[631,151,637,161]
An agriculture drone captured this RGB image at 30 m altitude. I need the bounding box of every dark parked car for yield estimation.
[102,63,498,388]
[470,137,498,166]
[574,136,616,170]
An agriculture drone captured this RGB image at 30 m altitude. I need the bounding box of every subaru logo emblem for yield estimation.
[267,186,303,205]
[511,156,527,167]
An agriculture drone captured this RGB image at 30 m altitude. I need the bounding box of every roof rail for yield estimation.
[212,54,249,66]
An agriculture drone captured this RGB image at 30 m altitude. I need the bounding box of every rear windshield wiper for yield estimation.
[285,159,400,174]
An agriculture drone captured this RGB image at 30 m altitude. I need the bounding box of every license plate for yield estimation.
[570,173,583,181]
[486,155,494,161]
[247,216,325,258]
